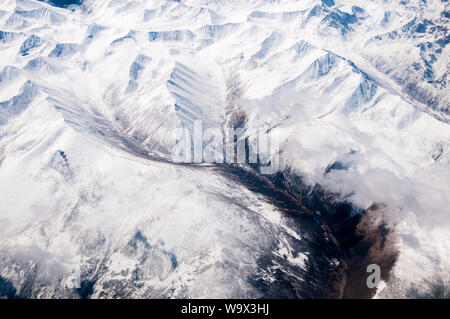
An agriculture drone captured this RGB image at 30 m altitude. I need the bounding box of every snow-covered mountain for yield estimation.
[0,0,449,298]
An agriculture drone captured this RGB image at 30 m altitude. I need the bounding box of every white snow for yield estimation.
[0,0,449,298]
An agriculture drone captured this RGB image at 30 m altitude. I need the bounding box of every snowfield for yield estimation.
[0,0,449,298]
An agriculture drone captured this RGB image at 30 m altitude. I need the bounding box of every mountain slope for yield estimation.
[0,0,449,298]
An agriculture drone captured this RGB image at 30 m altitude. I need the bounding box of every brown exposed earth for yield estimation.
[217,163,399,299]
[340,203,399,298]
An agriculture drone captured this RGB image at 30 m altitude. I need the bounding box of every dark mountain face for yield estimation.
[39,0,82,8]
[1,0,448,299]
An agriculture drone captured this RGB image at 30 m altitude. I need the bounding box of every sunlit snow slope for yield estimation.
[0,0,449,298]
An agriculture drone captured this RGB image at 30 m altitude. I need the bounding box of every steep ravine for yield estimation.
[214,163,399,298]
